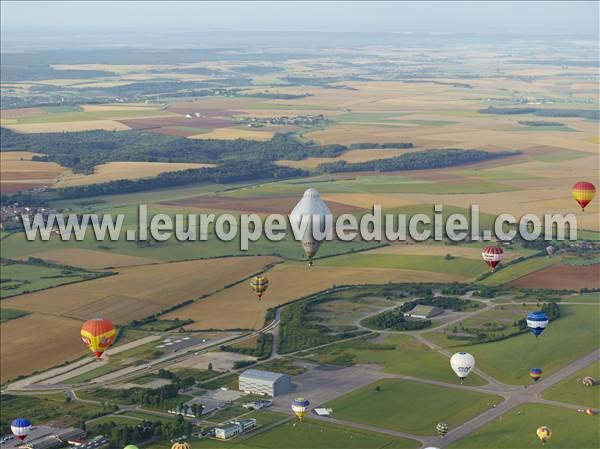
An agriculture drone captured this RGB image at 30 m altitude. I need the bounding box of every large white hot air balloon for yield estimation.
[450,352,475,383]
[289,188,332,266]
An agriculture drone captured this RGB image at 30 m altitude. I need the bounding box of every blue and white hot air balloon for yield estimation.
[291,397,310,420]
[11,418,32,441]
[526,311,549,338]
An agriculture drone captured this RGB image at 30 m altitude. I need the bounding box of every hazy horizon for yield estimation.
[2,1,598,37]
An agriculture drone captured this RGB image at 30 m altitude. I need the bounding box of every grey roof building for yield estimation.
[238,369,292,397]
[403,305,443,319]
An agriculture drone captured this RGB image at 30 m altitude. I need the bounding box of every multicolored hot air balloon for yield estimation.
[171,443,192,449]
[536,426,552,444]
[450,352,475,383]
[11,418,31,441]
[81,318,116,359]
[529,368,543,383]
[572,182,596,211]
[436,422,449,437]
[250,275,269,300]
[289,188,332,267]
[482,246,504,271]
[527,311,549,338]
[584,408,598,416]
[291,397,310,420]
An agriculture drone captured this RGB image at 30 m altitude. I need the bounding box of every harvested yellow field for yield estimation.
[164,263,461,330]
[15,248,159,270]
[0,151,68,193]
[276,148,415,169]
[3,256,279,324]
[81,103,165,112]
[0,314,85,383]
[369,242,531,262]
[189,128,274,140]
[56,161,216,187]
[4,120,130,133]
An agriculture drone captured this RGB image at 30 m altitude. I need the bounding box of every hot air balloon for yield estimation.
[536,426,552,444]
[482,246,504,271]
[81,318,116,359]
[572,182,596,211]
[436,422,449,437]
[291,397,310,420]
[546,245,554,257]
[529,368,543,383]
[171,443,192,449]
[11,419,31,441]
[250,275,269,300]
[526,311,549,338]
[582,376,596,387]
[584,408,598,416]
[289,188,332,267]
[450,352,475,383]
[123,446,139,449]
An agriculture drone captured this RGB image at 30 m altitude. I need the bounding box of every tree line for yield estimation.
[317,149,518,173]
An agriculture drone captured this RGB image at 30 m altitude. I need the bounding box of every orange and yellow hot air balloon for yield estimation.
[250,275,269,300]
[81,318,116,359]
[536,426,552,445]
[572,182,595,211]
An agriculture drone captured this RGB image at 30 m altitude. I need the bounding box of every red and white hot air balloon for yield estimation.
[482,246,504,271]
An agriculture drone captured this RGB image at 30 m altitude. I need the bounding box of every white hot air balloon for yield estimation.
[450,352,475,383]
[289,188,332,266]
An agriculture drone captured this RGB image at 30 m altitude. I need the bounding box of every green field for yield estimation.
[0,262,99,298]
[440,305,599,385]
[87,415,141,427]
[307,334,486,386]
[12,108,172,124]
[0,393,109,430]
[123,411,178,424]
[478,257,560,286]
[447,403,599,449]
[319,254,488,279]
[0,307,30,323]
[560,292,600,303]
[542,360,600,408]
[325,379,502,435]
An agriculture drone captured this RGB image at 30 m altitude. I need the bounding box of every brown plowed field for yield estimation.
[510,264,600,290]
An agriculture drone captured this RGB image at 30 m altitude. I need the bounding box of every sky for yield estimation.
[1,1,598,35]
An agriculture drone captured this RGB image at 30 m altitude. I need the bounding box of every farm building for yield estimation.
[214,419,256,440]
[403,305,443,319]
[238,369,292,396]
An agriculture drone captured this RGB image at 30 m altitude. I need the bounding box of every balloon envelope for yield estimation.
[482,246,504,271]
[450,352,475,380]
[572,182,596,211]
[526,311,549,337]
[291,397,310,420]
[529,368,543,382]
[536,426,552,443]
[250,275,269,300]
[11,418,31,441]
[289,189,332,265]
[81,318,116,358]
[436,422,449,437]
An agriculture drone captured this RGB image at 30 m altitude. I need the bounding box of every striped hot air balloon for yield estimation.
[526,311,549,338]
[529,368,543,382]
[482,246,504,271]
[572,182,596,211]
[250,275,269,300]
[171,443,192,449]
[291,397,310,420]
[536,426,552,444]
[582,376,596,387]
[11,418,31,441]
[81,318,116,359]
[436,422,449,437]
[584,408,598,416]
